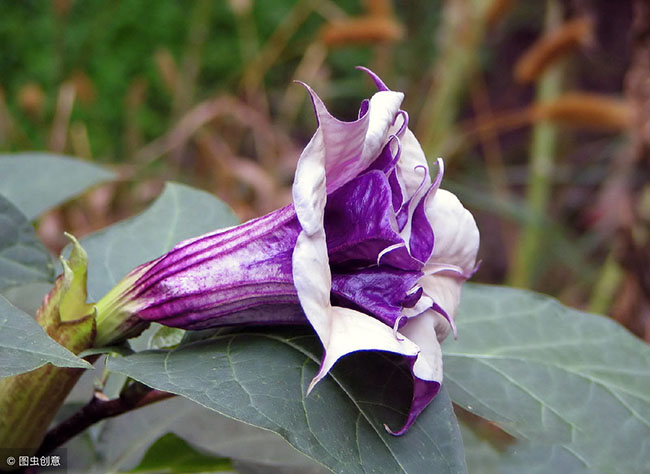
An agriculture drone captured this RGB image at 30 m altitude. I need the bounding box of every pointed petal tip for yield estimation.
[356,66,390,91]
[383,423,400,436]
[384,423,406,436]
[432,158,445,189]
[306,371,324,396]
[294,80,326,115]
[386,379,441,436]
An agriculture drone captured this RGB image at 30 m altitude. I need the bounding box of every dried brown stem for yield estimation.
[36,383,175,456]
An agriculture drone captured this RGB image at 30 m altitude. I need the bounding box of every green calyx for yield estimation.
[93,262,150,347]
[36,232,96,350]
[0,233,97,453]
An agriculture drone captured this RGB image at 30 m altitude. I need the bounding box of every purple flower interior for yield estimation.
[131,147,433,335]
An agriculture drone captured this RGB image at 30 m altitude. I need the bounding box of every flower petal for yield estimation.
[324,170,401,265]
[419,188,480,339]
[425,189,480,274]
[331,266,422,327]
[299,82,404,194]
[395,128,431,200]
[307,305,420,394]
[126,205,302,329]
[293,75,420,394]
[386,311,443,435]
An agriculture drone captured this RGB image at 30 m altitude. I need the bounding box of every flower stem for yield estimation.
[417,0,491,161]
[37,382,175,456]
[588,250,623,314]
[509,0,564,288]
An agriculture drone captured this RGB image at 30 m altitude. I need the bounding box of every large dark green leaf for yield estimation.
[0,153,115,220]
[461,423,600,474]
[80,182,238,301]
[0,194,55,291]
[106,329,467,474]
[84,393,331,473]
[0,295,91,377]
[1,281,52,316]
[445,284,650,474]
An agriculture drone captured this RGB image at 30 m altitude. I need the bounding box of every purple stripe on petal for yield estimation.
[401,286,423,308]
[393,110,409,138]
[406,160,445,264]
[359,99,370,118]
[395,165,429,232]
[137,282,298,322]
[133,205,298,296]
[157,299,305,330]
[362,137,404,213]
[388,169,403,213]
[432,301,457,339]
[123,207,302,329]
[408,183,436,263]
[365,136,400,174]
[395,204,409,231]
[377,243,424,271]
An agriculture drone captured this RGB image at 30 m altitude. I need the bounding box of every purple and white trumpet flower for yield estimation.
[94,68,479,435]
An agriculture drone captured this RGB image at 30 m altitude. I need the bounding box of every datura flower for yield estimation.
[95,68,479,435]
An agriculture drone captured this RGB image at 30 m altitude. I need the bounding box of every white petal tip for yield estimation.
[383,423,399,435]
[447,314,458,340]
[306,373,324,396]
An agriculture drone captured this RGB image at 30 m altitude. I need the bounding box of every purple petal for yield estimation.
[377,242,425,272]
[324,170,402,265]
[386,377,441,435]
[387,311,445,435]
[363,137,404,213]
[356,66,391,92]
[331,266,422,327]
[408,182,436,263]
[131,205,303,328]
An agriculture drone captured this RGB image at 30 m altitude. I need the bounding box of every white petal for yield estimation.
[395,128,431,200]
[292,230,332,337]
[308,305,420,394]
[399,312,443,383]
[292,79,412,394]
[414,188,479,339]
[299,83,403,194]
[425,189,479,274]
[360,91,405,167]
[418,275,463,341]
[292,129,327,236]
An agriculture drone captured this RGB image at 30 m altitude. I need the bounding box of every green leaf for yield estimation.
[445,284,650,474]
[0,295,91,377]
[90,396,327,473]
[126,432,233,473]
[106,329,467,474]
[80,182,239,301]
[461,423,600,474]
[147,325,185,349]
[0,194,55,291]
[0,153,115,220]
[0,281,52,316]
